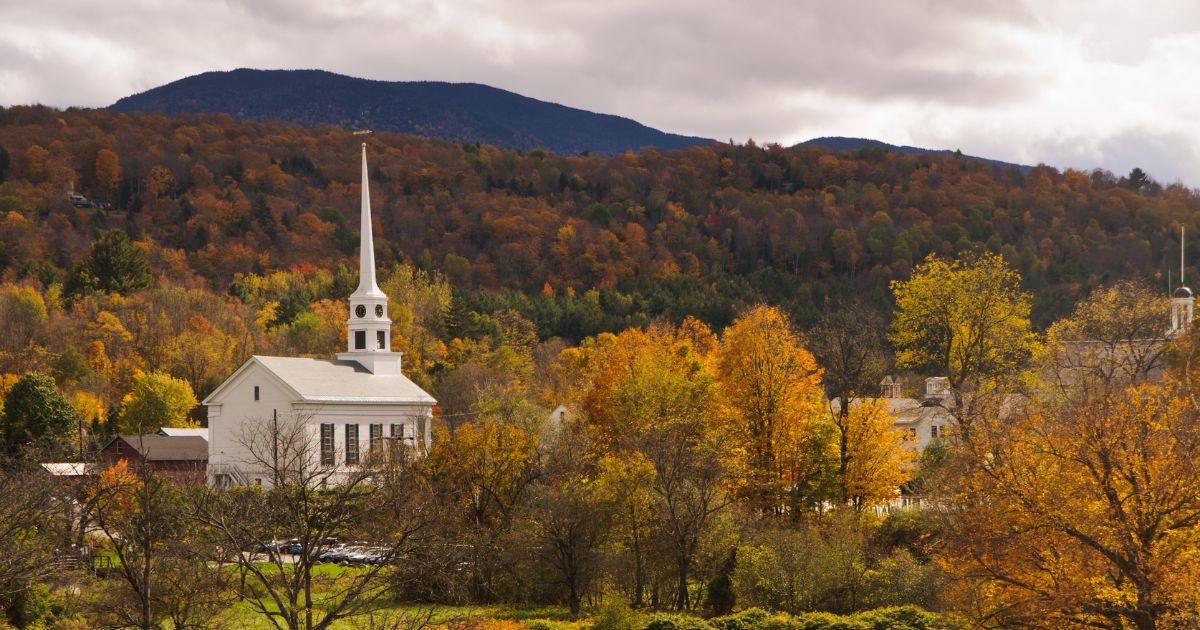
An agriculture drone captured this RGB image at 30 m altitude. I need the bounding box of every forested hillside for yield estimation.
[0,104,1190,337]
[110,69,712,155]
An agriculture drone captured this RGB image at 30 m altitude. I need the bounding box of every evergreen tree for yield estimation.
[66,230,152,296]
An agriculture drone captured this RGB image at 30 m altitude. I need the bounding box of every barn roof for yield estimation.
[110,435,208,461]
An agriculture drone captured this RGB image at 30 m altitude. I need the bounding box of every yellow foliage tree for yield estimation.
[839,399,913,511]
[715,305,827,513]
[425,421,540,527]
[941,383,1200,628]
[119,371,198,433]
[890,252,1035,416]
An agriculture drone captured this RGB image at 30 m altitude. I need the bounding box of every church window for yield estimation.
[377,331,386,349]
[417,416,426,445]
[346,424,360,465]
[931,425,941,439]
[391,423,404,439]
[369,424,382,452]
[320,424,335,466]
[254,386,259,401]
[354,330,366,350]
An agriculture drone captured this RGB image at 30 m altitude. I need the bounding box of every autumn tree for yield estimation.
[118,371,198,433]
[810,301,893,505]
[715,305,827,513]
[838,399,913,511]
[0,458,55,604]
[424,420,540,601]
[94,148,122,201]
[942,383,1200,629]
[1038,279,1170,402]
[890,252,1035,417]
[525,419,616,615]
[594,452,656,607]
[89,459,229,629]
[578,322,730,610]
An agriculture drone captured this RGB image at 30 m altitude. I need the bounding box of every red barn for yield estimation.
[99,435,207,484]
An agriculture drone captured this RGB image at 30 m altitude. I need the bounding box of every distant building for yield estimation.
[99,435,208,484]
[832,376,955,453]
[203,145,436,487]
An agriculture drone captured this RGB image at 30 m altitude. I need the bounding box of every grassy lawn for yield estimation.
[219,602,581,630]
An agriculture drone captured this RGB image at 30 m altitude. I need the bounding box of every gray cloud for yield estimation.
[2,0,1199,183]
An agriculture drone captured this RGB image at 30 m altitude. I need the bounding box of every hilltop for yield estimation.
[798,136,1032,173]
[109,69,712,156]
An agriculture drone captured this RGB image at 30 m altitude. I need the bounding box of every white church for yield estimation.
[203,145,437,487]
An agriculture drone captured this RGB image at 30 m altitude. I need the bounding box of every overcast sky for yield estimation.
[3,0,1199,183]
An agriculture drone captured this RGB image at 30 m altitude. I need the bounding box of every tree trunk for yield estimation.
[631,508,644,608]
[675,553,690,611]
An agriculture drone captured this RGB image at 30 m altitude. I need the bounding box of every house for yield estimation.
[98,435,208,484]
[203,145,436,487]
[832,376,956,453]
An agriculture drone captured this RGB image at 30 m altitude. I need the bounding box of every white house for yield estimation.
[203,144,437,487]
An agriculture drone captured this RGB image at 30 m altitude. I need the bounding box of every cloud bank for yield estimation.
[3,0,1199,182]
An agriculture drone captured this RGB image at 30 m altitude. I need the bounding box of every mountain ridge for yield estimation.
[797,136,1033,173]
[109,68,713,156]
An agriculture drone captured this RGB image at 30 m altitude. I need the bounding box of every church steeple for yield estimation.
[338,144,402,374]
[353,143,385,300]
[1171,225,1194,336]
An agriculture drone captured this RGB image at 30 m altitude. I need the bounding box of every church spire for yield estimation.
[339,143,401,374]
[1171,225,1194,335]
[353,143,384,299]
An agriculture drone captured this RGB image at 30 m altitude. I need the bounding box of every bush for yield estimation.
[591,599,640,630]
[528,622,555,630]
[853,606,938,630]
[643,614,713,630]
[790,612,867,630]
[710,608,773,630]
[3,583,59,628]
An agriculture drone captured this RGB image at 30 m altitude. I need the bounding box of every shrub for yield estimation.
[528,622,555,630]
[710,608,773,630]
[853,606,938,630]
[643,614,713,630]
[790,612,868,630]
[591,599,640,630]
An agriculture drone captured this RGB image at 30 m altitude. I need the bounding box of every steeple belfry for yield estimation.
[338,144,402,374]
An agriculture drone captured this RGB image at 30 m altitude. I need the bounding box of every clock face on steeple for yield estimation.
[356,305,366,318]
[375,305,384,317]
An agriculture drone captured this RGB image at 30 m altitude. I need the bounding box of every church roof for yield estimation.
[209,356,435,405]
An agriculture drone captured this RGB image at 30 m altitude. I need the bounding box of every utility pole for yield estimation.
[272,409,279,488]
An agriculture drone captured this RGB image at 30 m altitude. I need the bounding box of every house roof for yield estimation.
[110,435,208,461]
[157,427,209,440]
[204,356,436,405]
[41,462,95,477]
